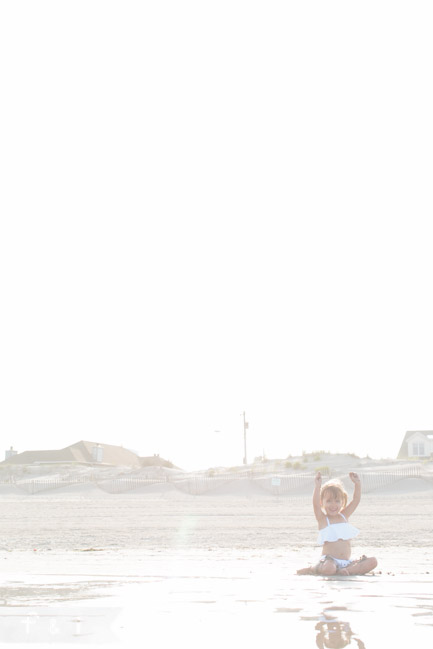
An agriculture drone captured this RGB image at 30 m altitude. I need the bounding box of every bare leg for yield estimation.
[296,565,317,575]
[297,556,373,577]
[297,558,337,576]
[317,559,337,576]
[339,556,377,576]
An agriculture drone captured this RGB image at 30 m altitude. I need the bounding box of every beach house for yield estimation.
[1,440,142,467]
[1,441,177,469]
[397,431,433,459]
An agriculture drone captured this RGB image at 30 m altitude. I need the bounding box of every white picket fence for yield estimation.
[3,465,431,496]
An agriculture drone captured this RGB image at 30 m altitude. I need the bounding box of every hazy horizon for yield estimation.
[2,436,413,473]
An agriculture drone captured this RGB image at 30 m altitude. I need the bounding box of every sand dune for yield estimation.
[1,452,431,499]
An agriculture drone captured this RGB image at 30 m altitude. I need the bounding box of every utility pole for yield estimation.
[242,411,249,465]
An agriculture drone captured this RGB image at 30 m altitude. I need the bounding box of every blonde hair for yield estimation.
[320,479,348,507]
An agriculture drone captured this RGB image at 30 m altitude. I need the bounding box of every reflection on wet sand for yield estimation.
[0,580,115,606]
[315,616,365,648]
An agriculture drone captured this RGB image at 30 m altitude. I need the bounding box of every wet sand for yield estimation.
[0,484,432,647]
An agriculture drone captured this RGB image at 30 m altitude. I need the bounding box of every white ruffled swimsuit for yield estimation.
[317,513,359,546]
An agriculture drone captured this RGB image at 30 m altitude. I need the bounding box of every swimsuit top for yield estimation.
[317,513,359,545]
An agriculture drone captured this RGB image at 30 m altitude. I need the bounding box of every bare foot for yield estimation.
[336,568,350,576]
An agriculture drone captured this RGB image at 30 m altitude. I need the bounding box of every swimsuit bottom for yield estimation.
[319,555,352,569]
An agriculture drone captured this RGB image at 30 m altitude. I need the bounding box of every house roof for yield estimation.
[2,449,75,464]
[1,440,142,467]
[397,431,433,458]
[67,441,141,466]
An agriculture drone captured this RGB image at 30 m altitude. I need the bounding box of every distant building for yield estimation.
[91,444,104,463]
[5,446,17,461]
[0,440,141,468]
[397,431,433,459]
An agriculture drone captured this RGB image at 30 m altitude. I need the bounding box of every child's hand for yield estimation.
[349,472,360,484]
[315,471,322,486]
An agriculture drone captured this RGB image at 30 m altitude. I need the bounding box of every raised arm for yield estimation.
[313,471,325,523]
[342,472,361,518]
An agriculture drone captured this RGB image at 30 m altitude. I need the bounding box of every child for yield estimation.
[297,471,377,576]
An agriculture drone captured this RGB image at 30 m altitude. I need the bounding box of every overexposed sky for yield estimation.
[1,1,433,471]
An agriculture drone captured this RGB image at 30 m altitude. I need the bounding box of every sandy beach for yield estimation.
[0,457,432,647]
